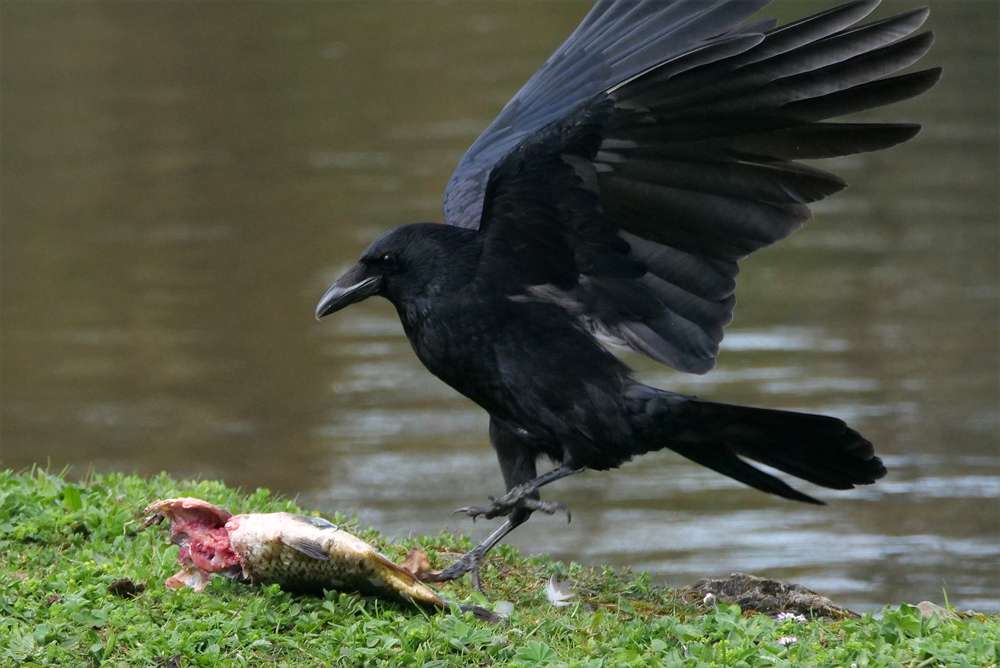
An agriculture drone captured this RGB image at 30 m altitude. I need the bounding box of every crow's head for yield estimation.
[315,222,476,319]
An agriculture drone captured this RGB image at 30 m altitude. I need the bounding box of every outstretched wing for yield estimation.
[444,0,939,374]
[443,0,775,230]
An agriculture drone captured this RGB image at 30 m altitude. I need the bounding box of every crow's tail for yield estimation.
[629,387,886,504]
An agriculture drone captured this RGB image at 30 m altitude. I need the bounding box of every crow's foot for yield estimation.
[424,546,488,594]
[454,496,569,522]
[453,466,583,522]
[431,468,584,593]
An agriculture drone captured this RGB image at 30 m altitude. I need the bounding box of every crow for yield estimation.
[316,0,939,591]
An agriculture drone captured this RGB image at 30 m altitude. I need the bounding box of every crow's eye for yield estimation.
[378,253,397,271]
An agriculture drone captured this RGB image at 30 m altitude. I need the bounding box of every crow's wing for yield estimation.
[443,0,775,231]
[444,0,939,374]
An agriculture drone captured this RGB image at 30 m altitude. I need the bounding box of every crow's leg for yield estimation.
[424,506,530,592]
[458,419,584,521]
[454,465,585,521]
[432,421,585,593]
[429,420,538,591]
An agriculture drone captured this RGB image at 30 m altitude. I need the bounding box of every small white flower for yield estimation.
[777,636,797,645]
[703,592,717,608]
[776,612,807,623]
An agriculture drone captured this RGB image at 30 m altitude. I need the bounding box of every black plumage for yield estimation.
[316,0,938,591]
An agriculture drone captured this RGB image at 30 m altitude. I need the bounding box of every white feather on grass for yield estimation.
[545,575,576,607]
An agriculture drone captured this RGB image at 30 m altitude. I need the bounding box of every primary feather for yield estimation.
[444,0,939,374]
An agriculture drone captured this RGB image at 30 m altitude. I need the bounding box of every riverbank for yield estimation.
[2,469,996,667]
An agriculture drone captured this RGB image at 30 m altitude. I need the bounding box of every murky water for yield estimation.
[2,1,997,612]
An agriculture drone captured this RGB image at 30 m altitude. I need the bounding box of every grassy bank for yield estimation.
[1,469,996,667]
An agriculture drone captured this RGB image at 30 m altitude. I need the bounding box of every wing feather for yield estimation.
[448,0,938,373]
[444,0,770,229]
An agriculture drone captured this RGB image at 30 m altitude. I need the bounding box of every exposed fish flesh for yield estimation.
[144,497,446,608]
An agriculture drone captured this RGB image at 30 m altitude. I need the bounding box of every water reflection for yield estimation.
[2,0,997,611]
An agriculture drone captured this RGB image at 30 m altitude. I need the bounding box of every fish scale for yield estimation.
[225,512,445,607]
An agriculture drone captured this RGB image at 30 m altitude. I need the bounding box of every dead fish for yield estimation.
[144,497,445,608]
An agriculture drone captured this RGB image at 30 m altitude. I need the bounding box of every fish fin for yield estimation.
[165,567,212,591]
[280,536,331,561]
[293,514,338,530]
[371,550,413,574]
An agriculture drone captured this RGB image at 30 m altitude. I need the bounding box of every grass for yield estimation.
[1,468,997,667]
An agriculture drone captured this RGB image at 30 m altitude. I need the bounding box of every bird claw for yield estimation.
[451,507,476,521]
[452,496,571,521]
[525,498,570,520]
[452,505,494,520]
[424,548,488,595]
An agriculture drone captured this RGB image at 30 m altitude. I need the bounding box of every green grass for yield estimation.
[1,468,997,667]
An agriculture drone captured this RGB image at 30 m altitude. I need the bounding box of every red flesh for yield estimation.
[146,498,243,588]
[173,521,240,573]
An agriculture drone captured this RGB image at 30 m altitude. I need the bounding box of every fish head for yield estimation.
[145,497,243,589]
[144,497,233,532]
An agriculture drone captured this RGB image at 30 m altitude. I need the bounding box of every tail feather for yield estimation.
[631,388,886,503]
[669,440,826,504]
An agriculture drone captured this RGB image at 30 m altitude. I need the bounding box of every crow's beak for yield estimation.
[315,264,382,319]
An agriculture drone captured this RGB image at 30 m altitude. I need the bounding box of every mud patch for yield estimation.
[684,572,858,620]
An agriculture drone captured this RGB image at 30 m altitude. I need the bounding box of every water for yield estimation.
[2,0,997,612]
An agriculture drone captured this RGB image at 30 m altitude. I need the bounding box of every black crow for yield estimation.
[316,0,939,591]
